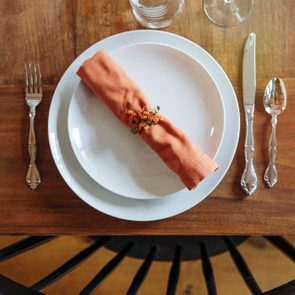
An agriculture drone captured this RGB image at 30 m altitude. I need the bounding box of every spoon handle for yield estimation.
[241,105,258,195]
[264,115,278,187]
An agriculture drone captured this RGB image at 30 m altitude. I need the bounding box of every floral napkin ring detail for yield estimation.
[127,106,163,134]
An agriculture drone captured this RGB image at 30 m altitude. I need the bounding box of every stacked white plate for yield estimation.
[48,30,240,221]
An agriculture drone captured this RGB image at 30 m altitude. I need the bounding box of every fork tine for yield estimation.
[25,64,29,94]
[33,63,38,93]
[28,63,33,93]
[37,62,42,94]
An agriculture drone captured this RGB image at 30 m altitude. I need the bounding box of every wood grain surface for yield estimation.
[0,0,294,234]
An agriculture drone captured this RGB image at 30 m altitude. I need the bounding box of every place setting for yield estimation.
[26,0,286,221]
[1,4,295,293]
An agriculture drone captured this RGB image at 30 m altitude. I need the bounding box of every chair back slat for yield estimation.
[264,237,295,262]
[31,236,110,291]
[126,245,158,295]
[0,237,54,262]
[263,279,295,295]
[79,241,134,295]
[224,237,262,295]
[200,243,217,295]
[0,274,43,295]
[166,246,181,295]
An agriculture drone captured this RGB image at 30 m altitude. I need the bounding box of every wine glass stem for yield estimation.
[203,0,253,27]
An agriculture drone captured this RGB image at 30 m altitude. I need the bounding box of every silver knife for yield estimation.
[241,32,258,195]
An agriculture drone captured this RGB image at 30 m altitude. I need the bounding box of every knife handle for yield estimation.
[241,105,258,195]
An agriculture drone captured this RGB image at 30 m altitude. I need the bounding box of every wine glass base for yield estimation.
[203,0,253,27]
[129,0,185,29]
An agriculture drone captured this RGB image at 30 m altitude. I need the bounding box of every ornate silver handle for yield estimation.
[241,105,258,195]
[26,105,41,189]
[264,115,278,187]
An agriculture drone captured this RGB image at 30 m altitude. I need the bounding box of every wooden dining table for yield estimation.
[0,0,294,235]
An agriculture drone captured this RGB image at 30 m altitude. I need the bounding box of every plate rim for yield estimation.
[48,30,240,221]
[67,41,225,200]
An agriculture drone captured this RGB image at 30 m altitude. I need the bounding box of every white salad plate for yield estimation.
[68,43,224,200]
[48,30,240,221]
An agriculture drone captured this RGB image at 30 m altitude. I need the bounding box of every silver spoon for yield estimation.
[263,77,287,187]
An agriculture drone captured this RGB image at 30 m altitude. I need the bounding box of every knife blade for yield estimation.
[240,32,258,195]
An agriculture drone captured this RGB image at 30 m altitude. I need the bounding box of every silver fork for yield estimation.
[25,62,42,189]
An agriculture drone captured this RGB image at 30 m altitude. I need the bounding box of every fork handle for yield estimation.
[26,106,41,189]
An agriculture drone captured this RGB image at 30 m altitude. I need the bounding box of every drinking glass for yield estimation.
[203,0,253,27]
[129,0,185,29]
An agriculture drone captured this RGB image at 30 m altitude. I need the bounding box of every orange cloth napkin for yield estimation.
[77,51,218,190]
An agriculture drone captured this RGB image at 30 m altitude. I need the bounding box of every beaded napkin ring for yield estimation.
[127,106,163,134]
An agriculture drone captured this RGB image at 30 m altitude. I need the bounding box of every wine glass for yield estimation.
[203,0,254,27]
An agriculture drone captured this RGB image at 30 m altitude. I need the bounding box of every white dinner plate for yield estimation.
[68,43,224,200]
[48,30,240,221]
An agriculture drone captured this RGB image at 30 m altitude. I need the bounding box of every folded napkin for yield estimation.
[77,51,218,190]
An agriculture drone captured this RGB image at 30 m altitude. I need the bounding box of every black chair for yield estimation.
[0,236,294,295]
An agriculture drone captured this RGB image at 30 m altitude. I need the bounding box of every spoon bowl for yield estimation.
[263,78,287,116]
[263,77,287,188]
